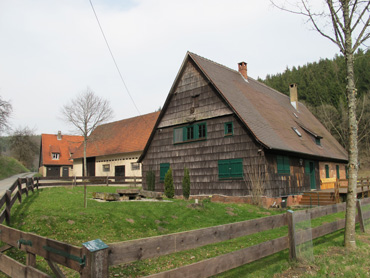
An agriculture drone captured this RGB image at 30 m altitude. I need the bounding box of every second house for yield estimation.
[72,111,159,178]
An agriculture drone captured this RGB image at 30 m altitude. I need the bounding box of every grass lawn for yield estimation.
[0,156,29,180]
[0,186,369,277]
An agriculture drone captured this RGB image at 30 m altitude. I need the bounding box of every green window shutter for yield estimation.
[218,159,243,179]
[336,165,340,179]
[160,163,170,182]
[345,166,349,179]
[325,165,329,178]
[305,160,311,175]
[277,155,290,174]
[230,158,243,178]
[218,160,229,179]
[276,155,290,175]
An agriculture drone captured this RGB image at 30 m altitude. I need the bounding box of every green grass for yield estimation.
[1,187,370,277]
[0,156,29,179]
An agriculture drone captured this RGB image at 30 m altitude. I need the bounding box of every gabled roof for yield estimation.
[139,52,348,162]
[40,133,83,166]
[72,111,160,159]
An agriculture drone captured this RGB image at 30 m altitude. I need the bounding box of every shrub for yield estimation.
[182,167,190,199]
[164,168,174,198]
[146,170,155,191]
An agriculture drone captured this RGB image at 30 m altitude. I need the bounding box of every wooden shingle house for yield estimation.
[138,52,348,204]
[72,112,159,178]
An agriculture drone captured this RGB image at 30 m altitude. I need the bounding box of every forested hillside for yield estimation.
[260,49,370,169]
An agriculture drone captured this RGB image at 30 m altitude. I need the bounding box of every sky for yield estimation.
[0,0,340,136]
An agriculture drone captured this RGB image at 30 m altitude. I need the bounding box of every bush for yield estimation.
[182,167,190,199]
[164,168,174,198]
[146,170,155,191]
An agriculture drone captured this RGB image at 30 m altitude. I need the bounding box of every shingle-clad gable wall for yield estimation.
[158,61,233,128]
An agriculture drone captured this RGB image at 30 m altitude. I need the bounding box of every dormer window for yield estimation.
[292,127,302,137]
[52,153,60,160]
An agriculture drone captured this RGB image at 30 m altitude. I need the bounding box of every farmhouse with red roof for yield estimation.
[39,132,83,177]
[72,111,159,178]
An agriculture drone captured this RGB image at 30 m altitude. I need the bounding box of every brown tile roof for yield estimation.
[140,52,348,162]
[72,111,160,159]
[41,134,83,166]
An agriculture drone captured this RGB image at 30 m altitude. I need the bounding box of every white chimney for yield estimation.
[289,83,298,110]
[57,131,62,140]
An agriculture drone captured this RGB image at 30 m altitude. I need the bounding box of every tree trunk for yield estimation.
[83,136,87,208]
[343,3,358,249]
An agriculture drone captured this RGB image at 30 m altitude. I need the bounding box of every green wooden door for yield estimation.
[305,161,316,190]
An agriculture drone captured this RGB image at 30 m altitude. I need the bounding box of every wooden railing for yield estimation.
[0,178,113,277]
[1,177,370,277]
[105,198,370,278]
[35,175,142,187]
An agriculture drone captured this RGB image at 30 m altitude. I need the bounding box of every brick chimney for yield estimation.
[57,131,62,140]
[289,83,298,110]
[238,62,248,80]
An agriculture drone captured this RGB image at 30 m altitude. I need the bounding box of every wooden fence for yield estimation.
[0,178,110,278]
[0,177,370,277]
[35,175,142,187]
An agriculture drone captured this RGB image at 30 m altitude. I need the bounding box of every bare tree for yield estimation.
[244,155,266,206]
[0,96,12,135]
[61,88,113,208]
[9,126,38,170]
[271,0,370,249]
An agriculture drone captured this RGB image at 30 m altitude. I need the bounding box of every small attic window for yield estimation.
[315,137,321,146]
[52,153,60,160]
[292,127,302,137]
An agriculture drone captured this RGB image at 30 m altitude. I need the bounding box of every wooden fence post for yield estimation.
[106,176,109,186]
[356,199,366,233]
[287,210,297,261]
[5,190,11,225]
[81,239,109,278]
[17,179,22,204]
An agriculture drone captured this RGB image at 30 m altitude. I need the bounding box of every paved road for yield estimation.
[0,172,36,196]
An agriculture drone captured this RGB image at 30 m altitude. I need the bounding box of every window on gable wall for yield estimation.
[52,153,60,160]
[224,122,233,136]
[174,122,207,144]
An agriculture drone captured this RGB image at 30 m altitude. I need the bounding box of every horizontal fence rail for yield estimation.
[35,176,142,187]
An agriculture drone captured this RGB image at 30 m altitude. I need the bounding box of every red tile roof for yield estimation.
[40,134,83,166]
[72,111,160,159]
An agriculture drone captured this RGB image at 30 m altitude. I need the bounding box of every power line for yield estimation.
[88,0,141,115]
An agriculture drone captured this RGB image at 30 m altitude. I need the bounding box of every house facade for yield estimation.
[72,112,159,178]
[139,52,348,200]
[39,132,83,177]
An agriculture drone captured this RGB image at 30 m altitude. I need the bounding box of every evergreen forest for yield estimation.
[260,49,370,168]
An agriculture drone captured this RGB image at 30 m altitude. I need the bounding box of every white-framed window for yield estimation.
[102,164,110,172]
[131,162,140,171]
[52,153,60,160]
